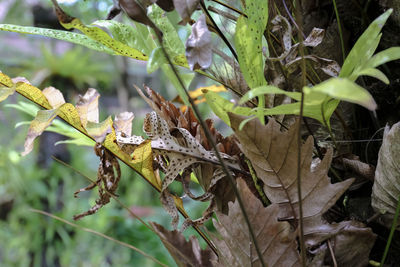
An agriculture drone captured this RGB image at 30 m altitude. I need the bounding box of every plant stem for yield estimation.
[200,0,238,62]
[332,0,346,62]
[295,0,307,265]
[245,157,270,206]
[380,194,400,266]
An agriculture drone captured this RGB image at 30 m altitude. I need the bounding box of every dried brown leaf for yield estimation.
[185,14,212,70]
[228,114,378,265]
[213,178,301,267]
[229,113,354,223]
[150,222,217,267]
[372,122,400,229]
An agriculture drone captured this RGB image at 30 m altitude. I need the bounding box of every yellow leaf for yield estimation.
[15,82,51,109]
[0,72,13,87]
[23,108,59,156]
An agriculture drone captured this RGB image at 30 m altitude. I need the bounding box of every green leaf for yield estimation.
[364,47,400,69]
[147,47,167,73]
[234,16,267,88]
[239,85,301,104]
[0,24,115,54]
[340,9,392,78]
[204,91,252,126]
[304,78,377,111]
[355,68,390,84]
[92,20,147,54]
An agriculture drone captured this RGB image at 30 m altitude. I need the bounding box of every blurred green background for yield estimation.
[0,0,214,266]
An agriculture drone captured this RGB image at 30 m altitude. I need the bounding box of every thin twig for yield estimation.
[327,239,338,267]
[208,6,239,21]
[295,0,307,265]
[210,0,247,17]
[200,1,238,62]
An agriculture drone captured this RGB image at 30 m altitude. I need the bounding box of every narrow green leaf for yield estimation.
[365,47,400,69]
[0,24,115,54]
[147,47,167,73]
[340,9,392,78]
[239,85,301,104]
[304,78,377,110]
[355,68,390,84]
[204,91,252,126]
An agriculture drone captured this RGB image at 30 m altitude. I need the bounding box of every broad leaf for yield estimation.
[230,114,376,265]
[213,179,300,267]
[372,122,400,229]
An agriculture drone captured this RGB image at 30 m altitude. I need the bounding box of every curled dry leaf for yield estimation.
[185,14,212,70]
[73,143,121,220]
[213,178,301,267]
[42,86,65,108]
[372,122,400,229]
[173,0,199,25]
[114,111,134,136]
[150,222,217,267]
[76,88,100,127]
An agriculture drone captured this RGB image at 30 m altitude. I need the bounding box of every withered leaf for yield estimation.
[117,112,239,228]
[150,222,217,267]
[76,88,100,127]
[173,0,199,25]
[113,111,134,136]
[229,113,354,223]
[213,178,301,267]
[22,109,60,156]
[228,114,378,265]
[42,86,65,109]
[185,14,212,70]
[307,220,376,267]
[372,122,400,229]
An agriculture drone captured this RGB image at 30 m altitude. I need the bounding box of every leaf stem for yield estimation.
[332,0,346,62]
[380,194,400,266]
[200,0,238,62]
[295,0,307,265]
[245,157,270,206]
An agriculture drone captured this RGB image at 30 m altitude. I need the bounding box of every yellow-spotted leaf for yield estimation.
[51,0,148,61]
